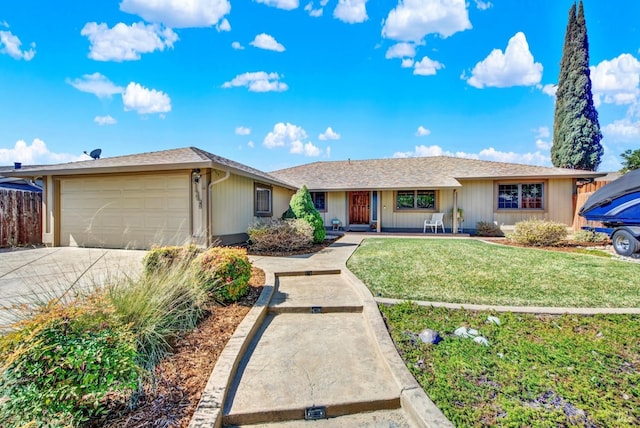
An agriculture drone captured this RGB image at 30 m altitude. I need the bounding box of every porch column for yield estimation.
[376,191,381,233]
[452,189,458,235]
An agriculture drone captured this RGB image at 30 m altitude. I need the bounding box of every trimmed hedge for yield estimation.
[193,247,252,304]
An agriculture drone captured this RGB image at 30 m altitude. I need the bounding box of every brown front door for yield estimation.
[349,191,370,224]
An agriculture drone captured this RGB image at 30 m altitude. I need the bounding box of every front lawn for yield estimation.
[381,302,640,427]
[347,238,640,307]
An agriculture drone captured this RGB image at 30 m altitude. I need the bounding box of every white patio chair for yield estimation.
[423,212,445,233]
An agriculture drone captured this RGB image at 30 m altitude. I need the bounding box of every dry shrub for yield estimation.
[573,229,610,244]
[509,219,568,246]
[248,219,313,252]
[475,221,504,237]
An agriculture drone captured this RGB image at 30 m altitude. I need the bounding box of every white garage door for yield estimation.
[60,173,191,249]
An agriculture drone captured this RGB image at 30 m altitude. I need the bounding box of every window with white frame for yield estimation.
[254,183,272,216]
[310,192,326,211]
[497,183,544,209]
[396,190,436,210]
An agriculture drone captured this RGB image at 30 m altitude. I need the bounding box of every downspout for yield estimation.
[452,189,458,235]
[207,169,230,246]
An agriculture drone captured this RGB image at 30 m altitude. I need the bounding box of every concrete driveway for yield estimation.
[0,247,146,329]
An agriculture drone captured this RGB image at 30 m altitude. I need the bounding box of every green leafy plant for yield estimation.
[475,221,504,237]
[193,247,252,304]
[509,218,568,246]
[248,219,314,252]
[0,294,141,427]
[286,185,326,244]
[573,229,610,244]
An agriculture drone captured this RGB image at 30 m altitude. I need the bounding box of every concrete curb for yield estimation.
[375,297,640,315]
[188,273,276,428]
[342,268,455,428]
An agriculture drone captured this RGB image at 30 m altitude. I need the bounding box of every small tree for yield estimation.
[620,149,640,173]
[288,185,326,243]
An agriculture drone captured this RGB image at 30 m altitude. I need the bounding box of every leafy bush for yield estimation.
[193,247,252,304]
[287,185,326,244]
[573,229,610,244]
[248,219,314,252]
[142,244,201,274]
[475,221,504,237]
[108,258,207,369]
[0,295,141,427]
[509,219,568,246]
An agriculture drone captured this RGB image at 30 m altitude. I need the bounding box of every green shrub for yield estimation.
[193,247,252,304]
[475,221,504,237]
[573,229,610,244]
[287,185,326,244]
[142,244,201,274]
[248,219,314,252]
[108,258,207,369]
[0,295,141,427]
[509,219,568,246]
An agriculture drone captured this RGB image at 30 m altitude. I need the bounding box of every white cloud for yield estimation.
[401,58,414,68]
[603,119,640,142]
[304,2,323,17]
[392,144,550,166]
[120,0,230,28]
[248,140,255,148]
[382,0,471,42]
[474,0,492,10]
[94,115,117,126]
[0,30,36,60]
[414,56,444,76]
[535,126,550,139]
[385,42,416,59]
[250,33,285,52]
[590,53,640,107]
[0,139,84,164]
[264,122,308,148]
[231,41,244,50]
[235,126,251,135]
[415,126,431,136]
[535,139,551,150]
[217,18,231,32]
[255,0,299,10]
[334,0,368,24]
[66,73,123,98]
[222,71,288,92]
[81,22,178,62]
[541,83,557,97]
[290,141,322,156]
[319,127,340,140]
[466,32,542,88]
[122,82,171,115]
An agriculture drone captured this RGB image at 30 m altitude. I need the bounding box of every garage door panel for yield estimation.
[61,174,190,249]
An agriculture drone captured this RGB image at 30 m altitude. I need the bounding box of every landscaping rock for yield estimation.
[486,316,501,325]
[473,336,490,346]
[419,328,443,345]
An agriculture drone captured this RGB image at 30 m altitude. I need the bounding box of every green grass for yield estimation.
[347,238,640,307]
[380,302,640,427]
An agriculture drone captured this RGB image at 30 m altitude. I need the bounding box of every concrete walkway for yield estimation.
[190,234,452,428]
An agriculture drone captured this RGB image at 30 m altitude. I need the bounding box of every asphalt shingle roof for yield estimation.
[271,156,605,190]
[3,147,295,189]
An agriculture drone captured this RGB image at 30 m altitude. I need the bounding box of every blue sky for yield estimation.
[1,0,639,172]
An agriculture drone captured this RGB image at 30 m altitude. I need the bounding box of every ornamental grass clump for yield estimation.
[509,218,568,246]
[0,294,141,427]
[193,247,251,304]
[248,219,314,252]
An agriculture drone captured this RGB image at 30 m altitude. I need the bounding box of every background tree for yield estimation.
[620,149,640,173]
[286,185,326,243]
[551,1,603,171]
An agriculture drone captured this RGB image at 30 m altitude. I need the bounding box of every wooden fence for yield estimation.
[0,189,42,247]
[572,180,610,231]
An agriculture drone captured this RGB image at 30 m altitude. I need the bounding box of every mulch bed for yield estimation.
[100,268,265,428]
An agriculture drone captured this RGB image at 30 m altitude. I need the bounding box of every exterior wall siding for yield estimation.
[319,192,347,227]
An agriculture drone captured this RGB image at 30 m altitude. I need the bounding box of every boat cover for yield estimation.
[579,169,640,215]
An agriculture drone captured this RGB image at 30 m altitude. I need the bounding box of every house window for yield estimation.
[310,192,326,211]
[497,183,544,209]
[396,190,436,210]
[254,183,272,216]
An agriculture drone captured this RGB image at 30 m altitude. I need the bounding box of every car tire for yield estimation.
[612,229,639,257]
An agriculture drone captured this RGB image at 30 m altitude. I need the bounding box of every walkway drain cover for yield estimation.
[305,406,326,420]
[311,306,322,314]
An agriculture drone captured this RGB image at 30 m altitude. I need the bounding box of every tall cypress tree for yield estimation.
[551,1,603,171]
